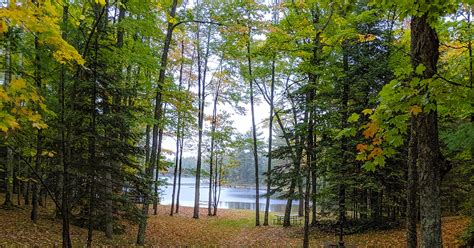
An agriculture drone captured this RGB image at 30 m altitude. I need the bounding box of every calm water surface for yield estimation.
[160,177,299,213]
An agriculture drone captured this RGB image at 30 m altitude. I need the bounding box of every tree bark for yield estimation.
[60,4,72,247]
[410,13,442,248]
[406,117,418,248]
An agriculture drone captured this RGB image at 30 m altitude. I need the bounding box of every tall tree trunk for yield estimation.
[137,0,178,244]
[176,134,184,213]
[247,26,260,226]
[3,148,13,208]
[406,117,418,248]
[60,4,72,247]
[303,90,314,248]
[410,13,442,248]
[177,50,195,215]
[338,43,350,248]
[171,41,185,216]
[193,24,211,219]
[208,79,220,216]
[153,105,167,215]
[263,59,275,226]
[2,28,13,208]
[31,35,42,223]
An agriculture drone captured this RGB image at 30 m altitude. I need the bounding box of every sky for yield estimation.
[161,95,271,158]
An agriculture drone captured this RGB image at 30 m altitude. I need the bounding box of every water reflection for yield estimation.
[160,177,299,213]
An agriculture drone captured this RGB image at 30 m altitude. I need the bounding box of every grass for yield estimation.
[0,194,470,247]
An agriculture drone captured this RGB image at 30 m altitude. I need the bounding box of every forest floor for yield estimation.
[0,197,469,247]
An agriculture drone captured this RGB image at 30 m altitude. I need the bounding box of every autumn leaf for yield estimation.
[362,108,373,116]
[410,105,422,116]
[95,0,106,6]
[363,121,379,138]
[10,79,27,92]
[32,122,48,130]
[0,20,8,34]
[367,147,383,160]
[356,143,368,152]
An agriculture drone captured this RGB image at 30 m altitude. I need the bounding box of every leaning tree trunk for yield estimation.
[410,13,442,248]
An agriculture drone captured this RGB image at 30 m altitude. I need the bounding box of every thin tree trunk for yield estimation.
[31,35,42,223]
[303,90,314,248]
[338,43,350,248]
[193,24,211,219]
[3,28,13,208]
[246,26,260,226]
[263,59,275,226]
[137,0,178,244]
[170,40,184,216]
[153,105,166,215]
[58,3,72,246]
[3,148,13,207]
[176,127,185,214]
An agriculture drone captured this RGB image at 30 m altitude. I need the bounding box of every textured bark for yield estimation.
[406,117,418,248]
[410,13,442,248]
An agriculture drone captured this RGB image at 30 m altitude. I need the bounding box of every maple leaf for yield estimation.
[356,143,368,152]
[95,0,106,6]
[10,79,27,92]
[368,147,383,160]
[410,105,422,116]
[363,121,379,138]
[362,108,373,116]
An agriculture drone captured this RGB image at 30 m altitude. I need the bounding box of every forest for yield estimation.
[0,0,473,247]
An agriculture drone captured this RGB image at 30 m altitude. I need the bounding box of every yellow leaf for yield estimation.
[95,0,106,6]
[368,147,383,160]
[0,20,8,34]
[363,122,379,138]
[10,78,27,92]
[410,105,422,116]
[32,122,48,129]
[362,108,373,116]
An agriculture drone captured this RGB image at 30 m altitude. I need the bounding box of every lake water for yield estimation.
[160,177,299,213]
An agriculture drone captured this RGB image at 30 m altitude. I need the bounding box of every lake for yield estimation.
[160,177,299,213]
